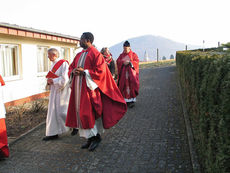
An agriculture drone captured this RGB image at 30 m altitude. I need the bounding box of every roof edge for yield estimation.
[0,22,80,40]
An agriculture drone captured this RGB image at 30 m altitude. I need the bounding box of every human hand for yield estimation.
[47,78,53,85]
[73,67,85,76]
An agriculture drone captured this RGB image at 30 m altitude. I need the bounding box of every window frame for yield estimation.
[60,47,71,63]
[36,45,51,76]
[0,44,21,81]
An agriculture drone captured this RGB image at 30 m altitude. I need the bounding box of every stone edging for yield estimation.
[177,78,201,173]
[8,122,46,146]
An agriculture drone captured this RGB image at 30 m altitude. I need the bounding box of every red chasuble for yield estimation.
[66,46,127,129]
[117,50,140,99]
[0,75,9,158]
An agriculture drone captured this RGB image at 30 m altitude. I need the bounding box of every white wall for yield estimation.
[3,43,80,103]
[3,44,47,103]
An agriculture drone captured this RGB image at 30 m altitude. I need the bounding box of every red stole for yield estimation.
[46,59,68,78]
[66,46,127,129]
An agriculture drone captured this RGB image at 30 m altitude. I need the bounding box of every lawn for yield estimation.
[139,59,176,69]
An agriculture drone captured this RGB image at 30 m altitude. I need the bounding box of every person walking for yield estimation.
[66,32,127,151]
[117,41,139,108]
[43,48,71,141]
[100,47,116,79]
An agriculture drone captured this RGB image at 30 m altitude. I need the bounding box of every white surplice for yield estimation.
[46,58,70,136]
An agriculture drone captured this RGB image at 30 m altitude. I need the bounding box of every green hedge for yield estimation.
[176,51,230,173]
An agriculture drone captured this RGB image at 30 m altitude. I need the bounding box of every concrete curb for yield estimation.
[8,121,46,146]
[177,77,201,173]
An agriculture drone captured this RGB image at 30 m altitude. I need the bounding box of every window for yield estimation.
[72,47,79,57]
[37,46,50,73]
[60,47,70,63]
[0,44,20,78]
[70,47,80,63]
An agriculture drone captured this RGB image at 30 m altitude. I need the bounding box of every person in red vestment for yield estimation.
[0,75,9,159]
[66,32,127,151]
[117,41,140,108]
[100,47,116,79]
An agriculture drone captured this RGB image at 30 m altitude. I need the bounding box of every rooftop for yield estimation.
[0,22,80,42]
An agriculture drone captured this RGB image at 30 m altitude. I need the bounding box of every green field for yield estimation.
[139,60,176,69]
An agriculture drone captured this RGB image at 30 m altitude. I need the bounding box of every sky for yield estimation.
[0,0,230,50]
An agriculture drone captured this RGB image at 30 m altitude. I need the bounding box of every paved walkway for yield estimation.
[0,66,193,173]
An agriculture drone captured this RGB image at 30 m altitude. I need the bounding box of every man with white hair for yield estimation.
[42,48,71,141]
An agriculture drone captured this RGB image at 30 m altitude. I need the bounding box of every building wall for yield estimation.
[0,34,79,104]
[3,44,46,103]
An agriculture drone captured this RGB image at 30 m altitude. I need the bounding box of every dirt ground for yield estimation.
[5,98,48,138]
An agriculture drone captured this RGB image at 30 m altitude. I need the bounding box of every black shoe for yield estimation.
[127,102,135,108]
[42,135,58,141]
[0,151,6,160]
[88,134,102,152]
[81,137,93,149]
[71,128,78,136]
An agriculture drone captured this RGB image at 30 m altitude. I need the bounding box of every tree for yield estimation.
[221,42,230,51]
[162,56,166,60]
[221,42,230,48]
[170,54,174,59]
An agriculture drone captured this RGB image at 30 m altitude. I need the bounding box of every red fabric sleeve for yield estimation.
[130,52,139,74]
[0,75,5,86]
[0,119,9,157]
[116,54,124,84]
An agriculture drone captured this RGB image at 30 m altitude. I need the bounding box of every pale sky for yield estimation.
[0,0,230,49]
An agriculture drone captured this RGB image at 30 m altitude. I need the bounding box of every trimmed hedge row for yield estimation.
[176,51,230,173]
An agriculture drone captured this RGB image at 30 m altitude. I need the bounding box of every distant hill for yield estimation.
[109,35,201,61]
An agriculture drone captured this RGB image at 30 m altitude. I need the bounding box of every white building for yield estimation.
[0,23,80,106]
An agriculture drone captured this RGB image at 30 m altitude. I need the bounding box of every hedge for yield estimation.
[176,50,230,173]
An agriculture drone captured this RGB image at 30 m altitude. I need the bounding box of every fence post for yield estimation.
[157,48,159,62]
[203,40,205,52]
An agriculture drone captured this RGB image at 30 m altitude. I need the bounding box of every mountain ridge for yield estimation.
[109,35,201,61]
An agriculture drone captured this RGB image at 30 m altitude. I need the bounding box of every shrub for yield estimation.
[30,99,48,113]
[176,50,230,173]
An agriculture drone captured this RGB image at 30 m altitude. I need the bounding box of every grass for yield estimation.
[139,59,176,69]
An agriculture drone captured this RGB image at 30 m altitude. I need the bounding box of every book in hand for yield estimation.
[122,55,130,62]
[46,71,58,79]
